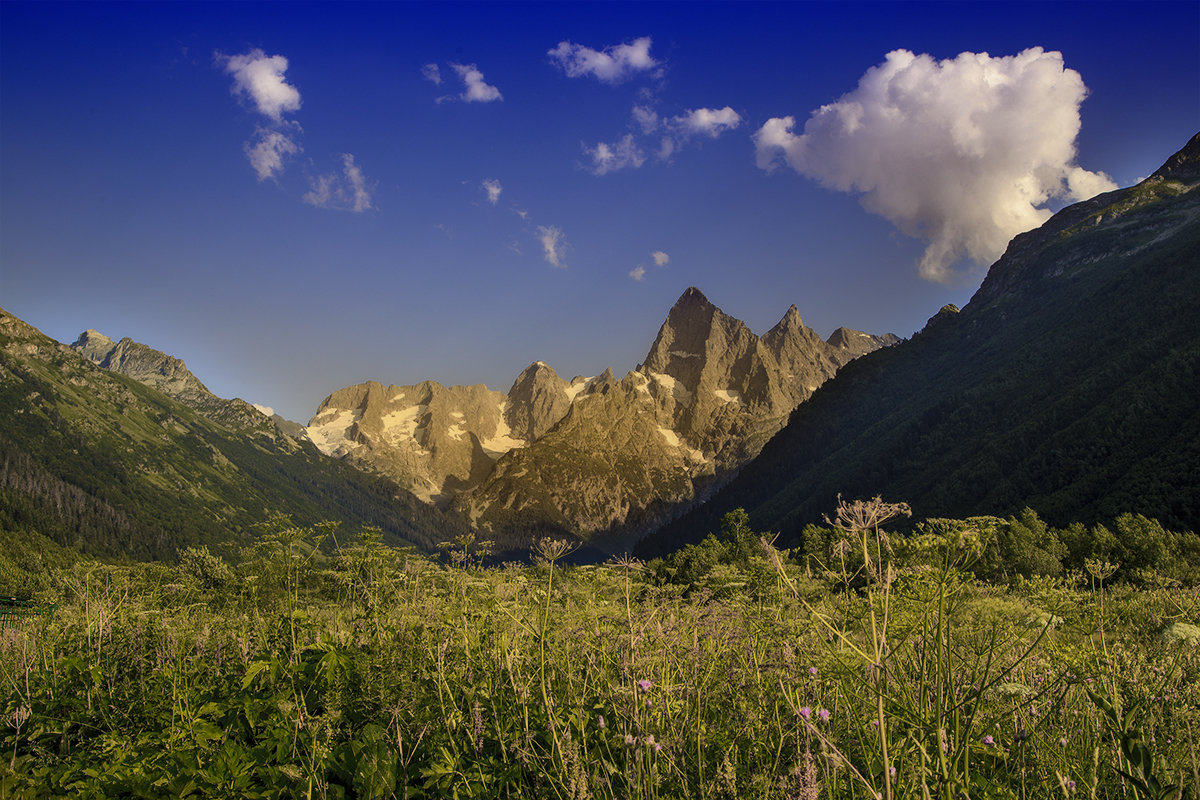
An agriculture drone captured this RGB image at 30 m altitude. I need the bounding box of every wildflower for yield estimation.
[799,706,812,720]
[983,735,995,746]
[654,742,663,752]
[597,715,606,730]
[1059,737,1067,747]
[644,734,656,748]
[808,666,818,676]
[889,766,897,778]
[1068,780,1076,791]
[624,734,635,747]
[818,708,830,724]
[637,679,653,692]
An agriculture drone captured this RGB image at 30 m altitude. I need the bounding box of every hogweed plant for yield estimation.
[765,496,1065,799]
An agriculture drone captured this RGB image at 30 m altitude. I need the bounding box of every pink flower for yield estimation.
[808,666,818,676]
[637,679,652,693]
[597,715,606,730]
[983,735,995,745]
[818,708,831,724]
[799,706,812,720]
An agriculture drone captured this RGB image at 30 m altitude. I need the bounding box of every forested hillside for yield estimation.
[0,308,466,566]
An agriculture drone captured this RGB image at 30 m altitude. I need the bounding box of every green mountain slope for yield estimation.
[644,133,1200,555]
[0,309,465,561]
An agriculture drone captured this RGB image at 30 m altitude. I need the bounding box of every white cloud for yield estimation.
[652,250,669,267]
[482,178,502,205]
[632,104,659,134]
[421,63,442,85]
[303,153,374,212]
[548,37,658,84]
[584,134,646,175]
[537,225,567,268]
[630,265,647,281]
[220,49,302,122]
[754,47,1117,283]
[581,104,740,175]
[514,208,529,220]
[451,63,502,102]
[244,128,301,180]
[673,106,742,138]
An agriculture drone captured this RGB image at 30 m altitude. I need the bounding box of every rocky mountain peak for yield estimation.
[72,329,115,362]
[67,329,287,435]
[1150,131,1200,183]
[505,361,570,441]
[674,286,712,309]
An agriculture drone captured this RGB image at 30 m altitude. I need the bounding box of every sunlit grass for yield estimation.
[1,511,1198,798]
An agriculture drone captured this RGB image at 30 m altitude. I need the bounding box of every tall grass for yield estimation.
[1,509,1198,798]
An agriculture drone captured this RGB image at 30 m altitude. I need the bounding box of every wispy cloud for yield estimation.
[537,225,567,268]
[218,50,377,210]
[482,178,502,205]
[421,63,442,85]
[673,107,741,138]
[583,105,741,175]
[583,134,646,175]
[451,63,502,102]
[245,128,301,181]
[548,37,658,84]
[219,49,302,122]
[651,250,669,267]
[303,153,374,213]
[629,265,646,281]
[754,48,1117,283]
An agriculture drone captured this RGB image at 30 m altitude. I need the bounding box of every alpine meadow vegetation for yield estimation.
[2,503,1199,799]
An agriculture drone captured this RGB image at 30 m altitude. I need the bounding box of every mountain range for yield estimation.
[303,288,895,549]
[3,132,1196,567]
[0,310,465,560]
[645,132,1200,555]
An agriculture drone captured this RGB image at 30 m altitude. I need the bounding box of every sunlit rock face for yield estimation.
[306,287,896,547]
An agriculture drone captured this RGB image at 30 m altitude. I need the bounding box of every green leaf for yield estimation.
[241,660,270,690]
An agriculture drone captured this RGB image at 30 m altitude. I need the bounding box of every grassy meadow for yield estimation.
[2,502,1199,799]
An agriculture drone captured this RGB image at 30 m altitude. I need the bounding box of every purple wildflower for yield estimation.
[637,679,652,693]
[818,708,831,724]
[799,706,812,720]
[983,735,995,745]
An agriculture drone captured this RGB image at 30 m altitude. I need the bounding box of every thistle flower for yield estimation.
[983,735,995,745]
[637,679,653,692]
[808,666,818,676]
[817,708,831,724]
[799,706,812,720]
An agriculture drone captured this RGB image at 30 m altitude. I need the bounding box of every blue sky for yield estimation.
[2,1,1196,421]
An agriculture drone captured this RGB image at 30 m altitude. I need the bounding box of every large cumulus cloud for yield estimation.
[754,48,1117,283]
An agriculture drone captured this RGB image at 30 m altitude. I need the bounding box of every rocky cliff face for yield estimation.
[307,380,515,504]
[307,288,895,548]
[70,330,293,437]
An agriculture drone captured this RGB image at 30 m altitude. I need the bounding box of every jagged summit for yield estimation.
[306,288,898,547]
[505,361,570,442]
[674,286,712,308]
[69,330,284,434]
[72,329,115,362]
